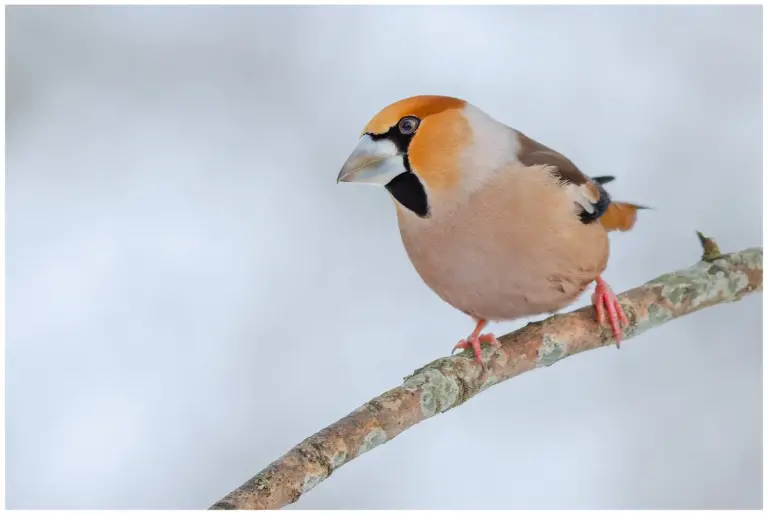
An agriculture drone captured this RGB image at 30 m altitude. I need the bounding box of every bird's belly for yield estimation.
[409,248,583,321]
[398,213,608,322]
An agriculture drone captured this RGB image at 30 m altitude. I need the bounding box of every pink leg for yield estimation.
[591,276,629,348]
[452,319,500,363]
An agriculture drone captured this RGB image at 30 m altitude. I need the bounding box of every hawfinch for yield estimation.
[337,95,645,364]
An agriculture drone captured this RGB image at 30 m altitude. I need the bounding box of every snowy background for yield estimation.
[6,5,762,509]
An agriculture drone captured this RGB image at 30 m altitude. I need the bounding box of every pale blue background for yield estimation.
[6,5,763,509]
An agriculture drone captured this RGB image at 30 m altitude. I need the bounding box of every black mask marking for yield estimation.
[366,117,429,218]
[366,123,414,154]
[385,168,429,218]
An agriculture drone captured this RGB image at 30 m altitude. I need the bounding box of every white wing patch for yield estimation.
[564,182,599,214]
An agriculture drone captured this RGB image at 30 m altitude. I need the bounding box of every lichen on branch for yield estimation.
[210,239,763,510]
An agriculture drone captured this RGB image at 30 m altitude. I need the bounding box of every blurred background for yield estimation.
[6,5,762,509]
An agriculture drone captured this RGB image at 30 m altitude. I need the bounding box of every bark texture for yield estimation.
[210,239,762,510]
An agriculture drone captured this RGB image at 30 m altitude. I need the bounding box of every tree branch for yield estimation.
[210,237,763,510]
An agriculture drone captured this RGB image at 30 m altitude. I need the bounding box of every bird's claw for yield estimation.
[592,277,629,348]
[452,333,500,363]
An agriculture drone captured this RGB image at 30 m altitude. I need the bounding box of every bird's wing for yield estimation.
[514,131,645,231]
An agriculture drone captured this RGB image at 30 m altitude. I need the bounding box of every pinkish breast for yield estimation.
[394,168,609,321]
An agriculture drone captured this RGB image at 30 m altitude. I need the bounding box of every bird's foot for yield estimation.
[452,331,500,364]
[591,276,629,348]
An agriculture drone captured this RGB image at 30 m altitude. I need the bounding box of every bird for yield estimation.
[336,95,646,364]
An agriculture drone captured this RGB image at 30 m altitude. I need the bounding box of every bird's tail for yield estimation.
[591,175,616,185]
[600,202,648,232]
[590,175,649,232]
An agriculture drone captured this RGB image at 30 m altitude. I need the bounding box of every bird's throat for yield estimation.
[386,172,429,218]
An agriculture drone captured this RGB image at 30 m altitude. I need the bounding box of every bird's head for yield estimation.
[337,95,515,218]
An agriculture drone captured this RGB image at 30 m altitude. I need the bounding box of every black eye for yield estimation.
[398,116,419,135]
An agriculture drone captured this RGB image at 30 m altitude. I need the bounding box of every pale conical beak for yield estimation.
[337,134,407,185]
